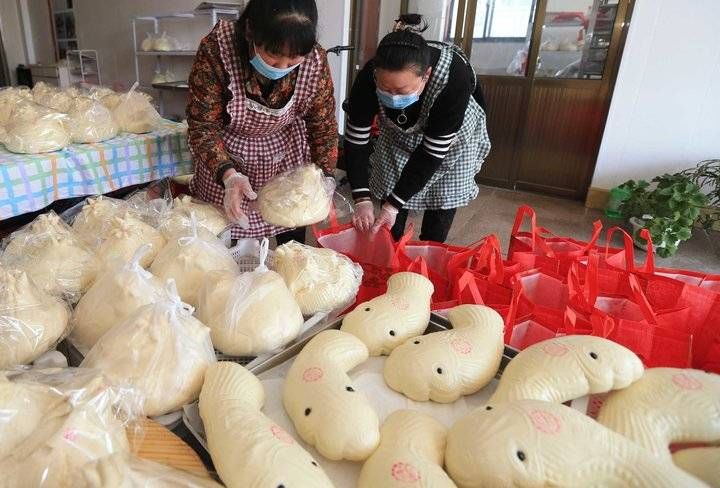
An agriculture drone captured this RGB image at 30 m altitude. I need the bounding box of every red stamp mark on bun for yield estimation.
[391,462,421,482]
[270,425,295,444]
[451,338,473,354]
[542,342,569,357]
[302,367,323,382]
[672,373,703,391]
[529,409,562,435]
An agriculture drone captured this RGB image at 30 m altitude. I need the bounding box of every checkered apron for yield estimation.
[190,20,323,238]
[369,43,491,210]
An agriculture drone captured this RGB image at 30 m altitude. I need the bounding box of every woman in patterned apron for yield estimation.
[187,0,337,242]
[345,14,490,243]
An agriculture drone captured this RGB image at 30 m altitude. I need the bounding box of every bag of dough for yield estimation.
[152,32,176,51]
[113,84,161,134]
[66,97,118,143]
[258,165,335,227]
[150,215,238,307]
[70,196,129,248]
[100,92,123,111]
[0,367,141,488]
[0,86,32,127]
[0,102,70,154]
[0,267,70,369]
[32,81,75,113]
[71,245,165,355]
[275,241,363,315]
[196,238,304,356]
[95,213,166,274]
[140,32,155,51]
[74,453,221,488]
[1,212,97,300]
[158,195,230,240]
[81,280,217,416]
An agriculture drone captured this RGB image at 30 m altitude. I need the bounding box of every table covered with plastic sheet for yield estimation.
[0,120,191,219]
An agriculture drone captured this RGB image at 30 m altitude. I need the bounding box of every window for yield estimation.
[448,0,535,40]
[52,0,77,60]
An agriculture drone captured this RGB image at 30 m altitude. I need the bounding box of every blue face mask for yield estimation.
[376,88,420,110]
[250,47,301,80]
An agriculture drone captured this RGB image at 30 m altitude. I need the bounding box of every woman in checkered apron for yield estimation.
[345,14,490,243]
[186,0,337,242]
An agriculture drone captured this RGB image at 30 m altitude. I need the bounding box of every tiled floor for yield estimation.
[403,185,720,273]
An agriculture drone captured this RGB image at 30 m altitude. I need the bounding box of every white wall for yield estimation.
[0,0,28,84]
[592,0,720,189]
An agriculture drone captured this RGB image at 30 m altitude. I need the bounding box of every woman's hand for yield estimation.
[372,203,399,233]
[223,170,257,229]
[352,200,375,232]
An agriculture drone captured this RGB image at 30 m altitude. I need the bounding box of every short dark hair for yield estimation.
[238,0,318,57]
[375,14,431,76]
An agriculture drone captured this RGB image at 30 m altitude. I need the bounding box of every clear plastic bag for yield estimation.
[71,245,165,355]
[150,215,238,307]
[0,86,32,127]
[1,212,97,301]
[81,280,216,417]
[0,367,143,488]
[196,239,304,356]
[151,70,167,85]
[274,241,363,316]
[113,83,161,134]
[123,179,174,229]
[74,453,222,487]
[101,92,123,111]
[140,32,155,52]
[0,102,71,154]
[32,81,75,113]
[0,267,71,369]
[66,96,118,143]
[257,165,336,227]
[95,213,166,274]
[70,195,129,248]
[87,86,115,101]
[152,32,176,51]
[158,195,230,240]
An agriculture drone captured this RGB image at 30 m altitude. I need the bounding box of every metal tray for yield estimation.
[182,312,519,456]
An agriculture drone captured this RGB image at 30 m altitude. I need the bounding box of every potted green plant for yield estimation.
[618,174,708,257]
[680,159,720,231]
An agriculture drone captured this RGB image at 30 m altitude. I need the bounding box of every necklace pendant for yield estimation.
[396,111,408,125]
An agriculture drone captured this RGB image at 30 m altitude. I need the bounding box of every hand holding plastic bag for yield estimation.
[223,172,257,229]
[372,203,399,234]
[353,200,375,232]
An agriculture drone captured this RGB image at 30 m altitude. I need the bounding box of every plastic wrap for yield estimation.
[151,70,167,84]
[32,81,75,113]
[113,85,161,134]
[0,86,32,127]
[101,92,123,111]
[75,453,221,487]
[140,33,155,51]
[1,212,97,300]
[0,267,70,369]
[66,97,118,143]
[275,241,363,315]
[158,195,230,240]
[0,367,143,488]
[150,216,238,307]
[152,32,176,51]
[123,180,174,229]
[95,214,166,274]
[71,196,129,247]
[81,280,216,417]
[196,239,304,356]
[257,165,335,227]
[0,102,70,154]
[71,245,165,355]
[87,86,115,101]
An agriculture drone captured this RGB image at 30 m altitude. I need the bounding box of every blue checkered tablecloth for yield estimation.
[0,120,192,220]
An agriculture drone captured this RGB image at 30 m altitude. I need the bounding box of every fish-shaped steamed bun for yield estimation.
[384,305,504,403]
[488,335,644,405]
[445,399,706,488]
[199,362,334,488]
[358,410,456,488]
[283,330,380,461]
[341,272,433,356]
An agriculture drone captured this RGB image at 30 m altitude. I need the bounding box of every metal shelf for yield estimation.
[136,50,197,57]
[151,81,189,91]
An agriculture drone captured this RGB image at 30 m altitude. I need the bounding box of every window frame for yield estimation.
[445,0,535,42]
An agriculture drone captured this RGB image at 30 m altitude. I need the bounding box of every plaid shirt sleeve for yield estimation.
[303,49,338,175]
[186,32,235,185]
